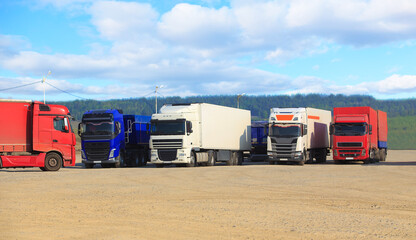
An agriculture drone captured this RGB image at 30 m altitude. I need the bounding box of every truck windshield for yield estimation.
[151,120,185,135]
[334,123,367,136]
[270,124,300,138]
[83,121,114,136]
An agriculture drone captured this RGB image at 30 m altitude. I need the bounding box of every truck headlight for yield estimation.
[334,150,338,156]
[361,149,366,156]
[109,148,116,158]
[294,152,302,156]
[81,150,86,159]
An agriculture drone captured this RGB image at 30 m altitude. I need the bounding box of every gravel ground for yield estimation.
[1,150,415,239]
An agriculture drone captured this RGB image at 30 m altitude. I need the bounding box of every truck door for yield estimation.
[52,116,73,161]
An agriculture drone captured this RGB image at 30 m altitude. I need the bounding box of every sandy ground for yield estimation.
[1,150,415,240]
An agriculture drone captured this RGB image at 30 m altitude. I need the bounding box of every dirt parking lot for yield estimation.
[1,150,415,239]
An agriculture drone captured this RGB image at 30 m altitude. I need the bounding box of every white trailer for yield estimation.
[150,103,251,167]
[267,107,331,165]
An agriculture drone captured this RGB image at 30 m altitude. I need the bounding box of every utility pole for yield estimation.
[155,85,164,113]
[237,93,246,108]
[42,71,51,104]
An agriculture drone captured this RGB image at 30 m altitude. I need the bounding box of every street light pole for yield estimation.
[155,85,164,113]
[42,71,51,104]
[237,93,246,108]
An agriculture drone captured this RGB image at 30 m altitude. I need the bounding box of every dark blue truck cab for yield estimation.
[78,109,150,168]
[250,121,268,161]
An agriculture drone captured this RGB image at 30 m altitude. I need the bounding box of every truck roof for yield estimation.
[0,99,33,103]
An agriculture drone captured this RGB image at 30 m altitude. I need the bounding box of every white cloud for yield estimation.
[89,1,159,41]
[2,0,416,100]
[158,4,239,49]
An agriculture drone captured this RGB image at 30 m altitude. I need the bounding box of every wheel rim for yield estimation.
[49,157,58,167]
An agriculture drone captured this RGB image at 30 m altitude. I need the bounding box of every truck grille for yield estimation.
[84,142,110,161]
[152,139,182,149]
[337,142,363,147]
[339,150,360,153]
[271,138,297,157]
[158,149,177,161]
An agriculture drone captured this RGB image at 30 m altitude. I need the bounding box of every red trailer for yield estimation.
[0,99,76,171]
[331,106,388,164]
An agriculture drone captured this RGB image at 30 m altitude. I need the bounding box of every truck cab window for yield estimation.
[54,118,66,132]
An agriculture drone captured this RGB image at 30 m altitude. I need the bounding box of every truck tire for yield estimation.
[207,151,215,166]
[114,152,125,168]
[84,163,94,168]
[237,151,243,165]
[369,149,376,163]
[186,151,196,167]
[227,152,237,166]
[44,152,62,171]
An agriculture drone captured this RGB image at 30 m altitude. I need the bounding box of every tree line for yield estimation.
[53,94,416,121]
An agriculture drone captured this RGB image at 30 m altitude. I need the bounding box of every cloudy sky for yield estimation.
[1,0,416,101]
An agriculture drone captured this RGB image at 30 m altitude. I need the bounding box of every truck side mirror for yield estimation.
[78,123,82,136]
[64,118,69,132]
[329,124,334,135]
[369,124,372,135]
[115,122,121,135]
[186,121,193,134]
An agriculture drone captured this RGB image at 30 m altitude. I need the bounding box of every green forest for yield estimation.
[53,94,416,150]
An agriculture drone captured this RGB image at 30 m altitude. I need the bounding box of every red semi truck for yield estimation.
[0,99,76,171]
[331,106,388,164]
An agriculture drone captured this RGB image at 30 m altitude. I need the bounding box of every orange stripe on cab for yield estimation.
[308,115,320,120]
[276,115,294,121]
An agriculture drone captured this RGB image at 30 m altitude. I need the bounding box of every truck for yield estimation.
[267,107,331,165]
[0,99,76,171]
[331,106,388,164]
[78,109,151,168]
[250,121,268,161]
[150,103,251,167]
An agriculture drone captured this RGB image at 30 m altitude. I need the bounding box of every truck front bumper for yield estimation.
[82,159,117,164]
[150,149,190,164]
[333,149,367,160]
[268,151,304,162]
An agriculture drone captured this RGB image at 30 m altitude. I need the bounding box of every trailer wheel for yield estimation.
[44,152,62,171]
[186,151,196,167]
[380,149,386,162]
[369,150,376,163]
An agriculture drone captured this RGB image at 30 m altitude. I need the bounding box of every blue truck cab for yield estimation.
[250,121,268,161]
[78,109,150,168]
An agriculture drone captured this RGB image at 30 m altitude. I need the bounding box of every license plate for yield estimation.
[280,158,288,161]
[346,157,354,160]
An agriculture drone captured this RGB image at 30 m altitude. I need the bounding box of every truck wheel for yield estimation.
[84,163,94,168]
[114,152,125,168]
[237,151,243,165]
[369,150,376,163]
[227,152,236,166]
[207,151,215,166]
[186,151,196,167]
[44,153,62,171]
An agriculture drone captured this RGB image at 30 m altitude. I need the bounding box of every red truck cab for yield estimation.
[331,107,387,164]
[0,100,76,171]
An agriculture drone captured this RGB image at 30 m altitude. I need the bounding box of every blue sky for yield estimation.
[1,0,416,101]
